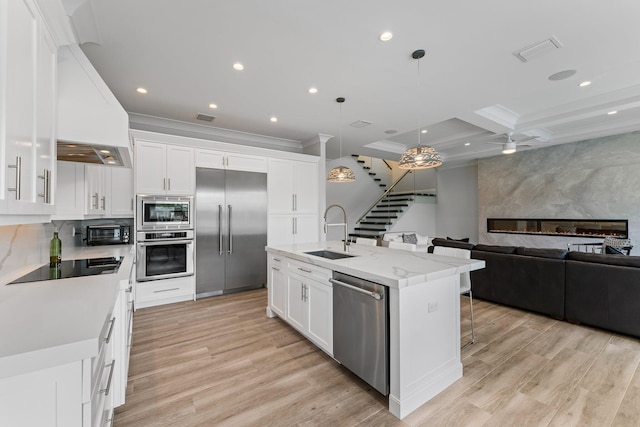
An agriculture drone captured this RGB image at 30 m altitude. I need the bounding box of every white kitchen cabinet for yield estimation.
[268,214,319,246]
[195,149,267,172]
[109,167,134,217]
[0,0,57,219]
[113,262,134,408]
[54,161,134,219]
[135,141,194,195]
[268,257,332,355]
[268,255,286,318]
[135,276,194,309]
[268,158,318,214]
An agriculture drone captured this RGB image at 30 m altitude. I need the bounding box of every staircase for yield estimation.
[348,193,423,241]
[351,154,390,189]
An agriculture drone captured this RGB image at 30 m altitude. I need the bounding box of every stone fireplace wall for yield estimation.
[477,131,640,255]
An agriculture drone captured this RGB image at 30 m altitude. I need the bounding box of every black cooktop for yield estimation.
[9,257,123,284]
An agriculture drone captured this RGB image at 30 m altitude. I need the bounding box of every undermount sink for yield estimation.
[305,250,356,260]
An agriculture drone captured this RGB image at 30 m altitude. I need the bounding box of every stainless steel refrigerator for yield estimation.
[195,168,267,298]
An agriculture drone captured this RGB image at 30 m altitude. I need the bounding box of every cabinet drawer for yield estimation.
[136,277,194,302]
[287,259,331,284]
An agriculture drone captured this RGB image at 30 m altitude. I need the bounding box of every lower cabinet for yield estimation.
[267,255,333,355]
[134,276,194,309]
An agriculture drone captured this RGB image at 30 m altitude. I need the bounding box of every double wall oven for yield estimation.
[136,196,194,282]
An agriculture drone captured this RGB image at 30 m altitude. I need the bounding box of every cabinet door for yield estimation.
[34,23,56,213]
[293,161,318,214]
[306,279,333,354]
[194,149,224,169]
[135,141,166,194]
[2,0,38,213]
[267,215,295,246]
[267,159,295,213]
[268,258,287,318]
[54,161,85,218]
[165,145,194,195]
[109,167,133,217]
[85,165,106,215]
[293,215,319,244]
[226,152,267,173]
[286,275,306,332]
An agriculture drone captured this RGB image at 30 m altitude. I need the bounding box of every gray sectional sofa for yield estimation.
[430,238,640,338]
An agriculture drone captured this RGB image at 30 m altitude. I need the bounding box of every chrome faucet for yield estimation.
[323,204,349,252]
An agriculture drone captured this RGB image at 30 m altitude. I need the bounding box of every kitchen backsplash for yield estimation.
[0,218,133,285]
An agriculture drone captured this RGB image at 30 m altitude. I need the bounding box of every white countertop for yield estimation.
[266,241,485,288]
[0,245,135,379]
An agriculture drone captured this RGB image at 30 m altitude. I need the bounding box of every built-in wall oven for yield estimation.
[136,230,194,282]
[137,195,192,230]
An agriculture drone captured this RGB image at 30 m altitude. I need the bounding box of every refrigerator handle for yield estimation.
[218,205,223,256]
[228,204,233,254]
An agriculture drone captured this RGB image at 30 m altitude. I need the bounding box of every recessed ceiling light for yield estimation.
[579,81,592,87]
[308,87,318,94]
[379,31,393,42]
[99,149,111,154]
[464,142,471,146]
[136,87,147,94]
[270,116,278,122]
[233,62,244,71]
[209,103,218,109]
[421,129,428,134]
[608,110,618,115]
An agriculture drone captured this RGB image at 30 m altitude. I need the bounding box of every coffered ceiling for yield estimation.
[66,0,640,165]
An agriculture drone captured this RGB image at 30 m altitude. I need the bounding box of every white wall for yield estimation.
[389,201,436,238]
[477,131,640,254]
[434,164,479,242]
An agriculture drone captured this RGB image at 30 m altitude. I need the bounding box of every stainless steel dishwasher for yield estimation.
[331,271,389,395]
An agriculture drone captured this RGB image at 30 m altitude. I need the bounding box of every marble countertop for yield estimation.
[0,245,135,379]
[266,241,485,288]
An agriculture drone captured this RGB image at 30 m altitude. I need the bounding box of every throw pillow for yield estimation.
[402,233,418,244]
[605,245,625,255]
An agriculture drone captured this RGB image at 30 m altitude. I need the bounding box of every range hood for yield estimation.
[57,44,132,167]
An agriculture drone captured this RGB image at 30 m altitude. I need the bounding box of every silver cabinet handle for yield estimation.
[294,194,298,211]
[167,178,171,191]
[303,284,308,301]
[7,156,21,200]
[100,360,116,396]
[38,169,51,203]
[104,317,116,344]
[298,267,312,273]
[273,257,281,262]
[329,278,383,300]
[292,218,295,235]
[218,205,223,255]
[130,198,134,211]
[301,283,304,301]
[101,196,106,210]
[163,178,166,190]
[294,217,297,235]
[292,194,295,211]
[154,287,180,293]
[228,204,233,254]
[92,192,99,209]
[272,266,280,271]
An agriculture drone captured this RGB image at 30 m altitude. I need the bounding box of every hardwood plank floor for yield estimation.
[115,289,640,427]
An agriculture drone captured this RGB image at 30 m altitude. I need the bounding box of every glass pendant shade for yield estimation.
[398,145,442,169]
[327,165,356,182]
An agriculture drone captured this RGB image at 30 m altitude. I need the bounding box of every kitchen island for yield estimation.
[265,241,485,419]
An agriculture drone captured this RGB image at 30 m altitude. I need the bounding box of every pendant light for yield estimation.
[398,50,443,170]
[327,97,356,183]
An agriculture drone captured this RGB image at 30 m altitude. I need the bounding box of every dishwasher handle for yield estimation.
[330,278,383,300]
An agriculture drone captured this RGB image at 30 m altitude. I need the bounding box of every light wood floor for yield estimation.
[115,288,640,427]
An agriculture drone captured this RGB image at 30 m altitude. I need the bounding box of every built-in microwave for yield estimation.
[86,225,131,245]
[137,195,193,230]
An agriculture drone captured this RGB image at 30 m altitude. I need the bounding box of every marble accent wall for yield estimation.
[478,132,640,254]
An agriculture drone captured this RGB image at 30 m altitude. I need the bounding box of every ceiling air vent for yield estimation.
[350,120,372,128]
[196,113,215,122]
[513,36,563,63]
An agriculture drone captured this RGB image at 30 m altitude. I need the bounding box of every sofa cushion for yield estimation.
[431,237,474,250]
[473,244,517,254]
[567,251,640,268]
[447,236,470,243]
[515,247,568,259]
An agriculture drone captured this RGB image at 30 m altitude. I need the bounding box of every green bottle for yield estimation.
[50,231,61,265]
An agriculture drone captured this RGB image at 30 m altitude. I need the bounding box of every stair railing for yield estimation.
[356,170,411,224]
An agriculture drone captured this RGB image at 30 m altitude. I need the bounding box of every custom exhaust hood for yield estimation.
[57,44,132,167]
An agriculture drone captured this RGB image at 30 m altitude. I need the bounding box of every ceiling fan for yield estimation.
[483,133,543,154]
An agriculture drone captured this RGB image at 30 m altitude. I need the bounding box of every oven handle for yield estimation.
[218,204,223,256]
[137,239,194,246]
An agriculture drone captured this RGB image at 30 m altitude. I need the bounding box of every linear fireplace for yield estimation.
[487,218,628,239]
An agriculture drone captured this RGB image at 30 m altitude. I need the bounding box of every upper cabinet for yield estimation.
[195,149,267,173]
[0,0,57,221]
[135,141,194,195]
[268,158,319,215]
